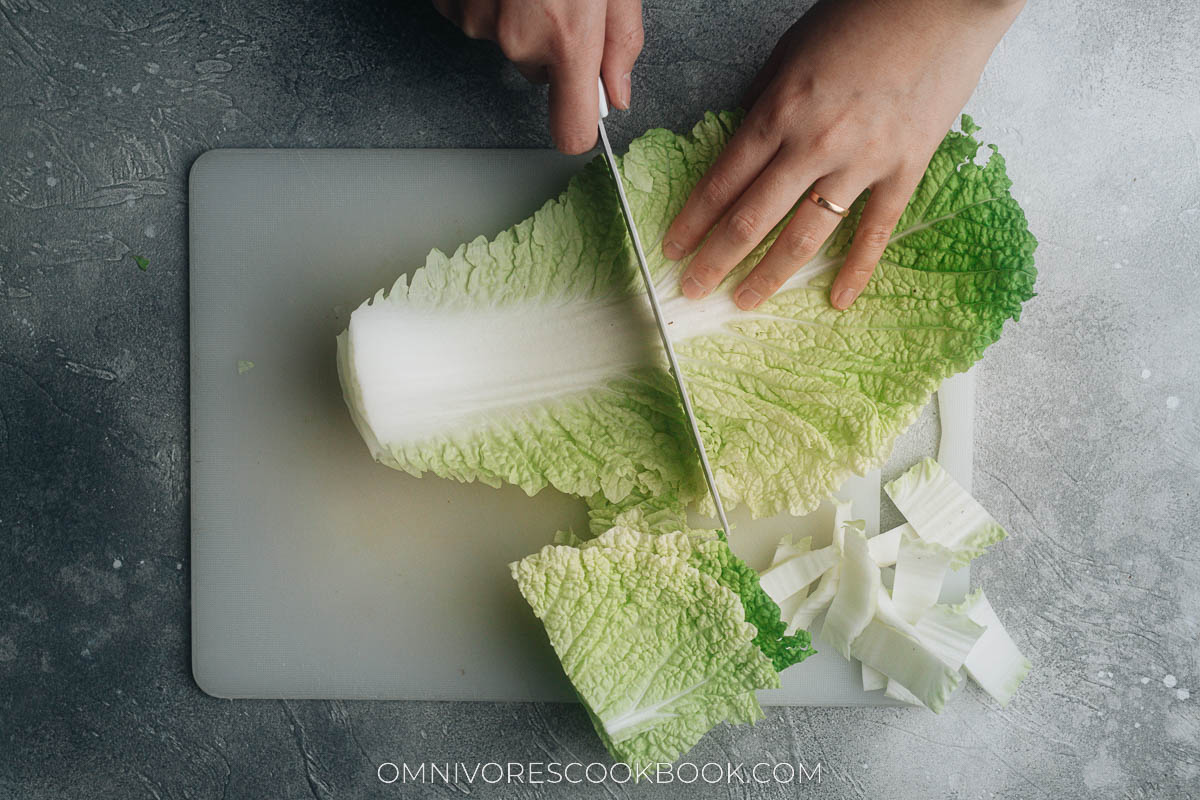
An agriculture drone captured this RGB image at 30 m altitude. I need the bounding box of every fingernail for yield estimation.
[663,240,685,260]
[736,288,762,310]
[620,72,632,109]
[682,276,708,299]
[833,288,857,309]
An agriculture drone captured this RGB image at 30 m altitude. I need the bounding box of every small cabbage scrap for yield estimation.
[511,527,781,771]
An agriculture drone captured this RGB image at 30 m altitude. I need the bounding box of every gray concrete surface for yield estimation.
[1,0,1198,797]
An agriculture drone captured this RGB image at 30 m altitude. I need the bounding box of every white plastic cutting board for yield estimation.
[189,149,973,704]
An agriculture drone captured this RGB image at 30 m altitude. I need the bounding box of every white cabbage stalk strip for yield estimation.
[885,679,926,706]
[758,545,840,606]
[874,585,921,638]
[787,565,839,635]
[884,603,985,705]
[820,528,879,659]
[872,589,939,707]
[833,501,858,552]
[955,589,1031,707]
[770,535,812,619]
[772,534,812,569]
[914,605,986,670]
[766,502,863,635]
[884,458,1007,567]
[850,619,962,713]
[863,523,903,691]
[868,524,907,567]
[890,536,953,623]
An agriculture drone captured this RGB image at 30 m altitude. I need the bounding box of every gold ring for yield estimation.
[808,191,850,218]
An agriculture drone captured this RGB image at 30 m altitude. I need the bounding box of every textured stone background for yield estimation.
[1,0,1198,798]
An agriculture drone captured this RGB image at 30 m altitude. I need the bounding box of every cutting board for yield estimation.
[189,149,973,704]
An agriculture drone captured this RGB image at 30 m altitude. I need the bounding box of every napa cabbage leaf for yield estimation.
[338,113,1037,519]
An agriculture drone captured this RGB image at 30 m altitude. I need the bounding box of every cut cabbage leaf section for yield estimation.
[510,529,779,771]
[914,604,986,670]
[865,587,975,710]
[885,458,1007,567]
[953,589,1032,707]
[338,114,1037,520]
[582,497,817,672]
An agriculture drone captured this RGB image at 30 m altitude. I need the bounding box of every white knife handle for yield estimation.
[597,76,610,119]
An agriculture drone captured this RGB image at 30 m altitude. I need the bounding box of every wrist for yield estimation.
[880,0,1024,48]
[946,0,1026,31]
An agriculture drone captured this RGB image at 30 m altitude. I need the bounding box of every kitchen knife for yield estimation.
[595,77,732,537]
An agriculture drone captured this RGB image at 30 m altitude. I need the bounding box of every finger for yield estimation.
[512,60,550,84]
[679,151,813,299]
[434,1,497,40]
[663,110,781,261]
[734,173,866,310]
[431,0,460,26]
[547,46,603,154]
[601,0,643,109]
[828,177,913,309]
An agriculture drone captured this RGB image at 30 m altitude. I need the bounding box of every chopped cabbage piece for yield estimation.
[954,589,1031,707]
[891,536,953,623]
[820,527,879,659]
[914,604,987,670]
[884,458,1007,567]
[787,565,840,635]
[850,619,962,713]
[868,524,907,567]
[884,602,986,705]
[770,535,813,619]
[758,545,840,606]
[862,663,887,691]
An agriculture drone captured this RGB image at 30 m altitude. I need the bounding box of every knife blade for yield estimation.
[595,77,732,538]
